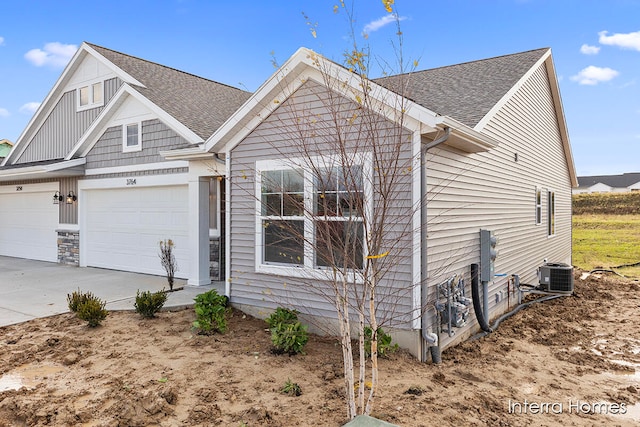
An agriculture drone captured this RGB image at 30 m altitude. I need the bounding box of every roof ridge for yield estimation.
[85,42,249,93]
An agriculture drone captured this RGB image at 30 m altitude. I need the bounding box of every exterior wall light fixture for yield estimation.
[53,191,62,204]
[66,191,77,204]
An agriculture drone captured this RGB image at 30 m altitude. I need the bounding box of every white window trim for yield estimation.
[547,189,556,237]
[122,122,143,153]
[535,187,542,225]
[76,80,105,112]
[254,154,371,282]
[209,177,221,238]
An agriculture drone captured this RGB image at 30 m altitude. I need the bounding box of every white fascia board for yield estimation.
[67,85,203,160]
[435,116,499,153]
[3,46,90,166]
[474,49,551,132]
[159,146,214,161]
[0,158,86,182]
[83,43,145,87]
[543,52,578,187]
[4,43,147,167]
[206,47,436,154]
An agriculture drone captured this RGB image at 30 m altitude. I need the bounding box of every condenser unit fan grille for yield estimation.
[539,263,574,294]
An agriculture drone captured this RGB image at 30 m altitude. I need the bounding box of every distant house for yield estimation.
[0,140,13,158]
[574,173,640,194]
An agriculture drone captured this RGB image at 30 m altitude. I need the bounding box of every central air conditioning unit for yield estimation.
[538,262,574,294]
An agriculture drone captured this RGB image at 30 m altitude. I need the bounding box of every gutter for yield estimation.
[420,127,450,363]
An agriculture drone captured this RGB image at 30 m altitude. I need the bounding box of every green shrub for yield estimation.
[67,289,96,313]
[267,308,308,355]
[281,378,302,396]
[76,297,108,327]
[134,289,168,318]
[192,289,230,334]
[364,326,398,358]
[266,307,299,328]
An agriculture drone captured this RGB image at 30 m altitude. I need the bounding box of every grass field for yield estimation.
[573,212,640,278]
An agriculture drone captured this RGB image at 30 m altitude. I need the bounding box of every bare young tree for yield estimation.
[230,1,441,419]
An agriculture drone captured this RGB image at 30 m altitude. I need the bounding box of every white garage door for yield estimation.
[84,185,189,278]
[0,183,58,262]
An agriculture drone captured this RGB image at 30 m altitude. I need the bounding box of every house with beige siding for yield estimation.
[1,43,576,361]
[164,47,577,360]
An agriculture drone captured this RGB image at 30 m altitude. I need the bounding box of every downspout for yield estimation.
[420,127,450,363]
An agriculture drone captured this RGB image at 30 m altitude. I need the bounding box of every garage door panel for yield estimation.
[0,190,58,262]
[85,185,189,278]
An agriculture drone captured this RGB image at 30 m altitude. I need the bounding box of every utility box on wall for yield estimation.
[479,229,497,282]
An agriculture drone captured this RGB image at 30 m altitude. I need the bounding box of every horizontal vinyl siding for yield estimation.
[85,119,191,169]
[229,80,416,330]
[426,63,572,347]
[17,78,121,164]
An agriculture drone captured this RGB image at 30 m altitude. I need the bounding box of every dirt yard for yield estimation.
[0,271,638,426]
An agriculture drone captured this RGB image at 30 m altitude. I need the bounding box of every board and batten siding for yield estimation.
[228,80,416,330]
[425,62,572,347]
[84,119,191,170]
[16,78,121,164]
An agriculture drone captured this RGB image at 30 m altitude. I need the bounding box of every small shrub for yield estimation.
[266,307,299,328]
[281,378,302,396]
[364,326,398,358]
[192,289,230,334]
[134,289,168,318]
[67,289,96,313]
[267,308,308,355]
[76,296,108,327]
[159,239,178,291]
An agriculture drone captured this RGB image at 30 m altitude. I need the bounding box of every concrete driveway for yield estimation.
[0,256,222,327]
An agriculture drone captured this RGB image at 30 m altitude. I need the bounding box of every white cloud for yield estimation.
[0,36,5,46]
[598,30,640,51]
[580,44,600,55]
[363,14,406,35]
[570,65,619,85]
[24,42,78,68]
[0,108,10,118]
[20,102,41,114]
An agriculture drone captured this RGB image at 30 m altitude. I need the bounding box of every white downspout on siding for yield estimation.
[420,127,450,363]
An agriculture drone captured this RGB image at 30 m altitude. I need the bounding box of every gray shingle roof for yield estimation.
[375,48,549,127]
[87,43,251,140]
[578,173,640,188]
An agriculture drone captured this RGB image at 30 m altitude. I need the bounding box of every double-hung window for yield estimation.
[123,122,142,152]
[261,168,305,266]
[314,166,364,269]
[257,157,367,277]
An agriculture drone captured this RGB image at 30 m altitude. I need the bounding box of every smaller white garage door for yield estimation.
[0,183,59,262]
[84,185,189,278]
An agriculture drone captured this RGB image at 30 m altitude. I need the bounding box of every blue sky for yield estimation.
[0,0,638,176]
